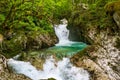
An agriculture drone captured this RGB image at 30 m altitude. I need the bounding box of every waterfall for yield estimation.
[8,56,89,80]
[7,19,90,80]
[54,19,72,46]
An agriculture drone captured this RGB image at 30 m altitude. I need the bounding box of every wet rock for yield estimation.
[2,31,57,58]
[26,31,57,50]
[0,54,30,80]
[113,11,120,29]
[71,56,109,80]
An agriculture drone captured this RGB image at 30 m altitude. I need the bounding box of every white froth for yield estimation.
[8,56,89,80]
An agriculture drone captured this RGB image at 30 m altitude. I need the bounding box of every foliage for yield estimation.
[0,0,74,34]
[69,0,119,35]
[0,0,118,34]
[0,0,119,57]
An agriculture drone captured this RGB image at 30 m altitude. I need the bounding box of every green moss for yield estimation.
[48,78,56,80]
[2,31,27,58]
[104,0,120,15]
[74,45,94,58]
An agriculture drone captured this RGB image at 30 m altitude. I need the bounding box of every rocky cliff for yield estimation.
[70,1,120,80]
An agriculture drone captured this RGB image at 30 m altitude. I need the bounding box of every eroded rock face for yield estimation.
[71,28,120,80]
[88,29,120,80]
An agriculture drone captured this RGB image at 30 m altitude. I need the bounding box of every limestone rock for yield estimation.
[113,11,120,29]
[71,56,109,80]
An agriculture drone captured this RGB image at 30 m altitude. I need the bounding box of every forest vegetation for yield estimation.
[0,0,120,80]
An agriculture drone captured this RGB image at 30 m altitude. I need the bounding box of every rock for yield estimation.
[0,72,31,80]
[17,51,46,70]
[3,31,27,58]
[26,31,57,49]
[0,54,30,80]
[113,11,120,29]
[0,34,3,52]
[69,9,120,79]
[71,56,109,80]
[0,54,7,72]
[2,31,57,58]
[71,29,120,80]
[87,28,120,80]
[0,34,3,43]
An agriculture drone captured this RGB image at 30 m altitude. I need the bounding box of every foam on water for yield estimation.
[7,19,89,80]
[8,56,89,80]
[54,19,72,46]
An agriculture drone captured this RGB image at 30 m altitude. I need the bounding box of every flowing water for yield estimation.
[7,19,90,80]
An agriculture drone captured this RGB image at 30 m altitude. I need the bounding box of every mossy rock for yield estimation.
[3,31,27,58]
[104,0,120,15]
[26,31,56,49]
[26,31,42,50]
[48,78,56,80]
[71,45,98,63]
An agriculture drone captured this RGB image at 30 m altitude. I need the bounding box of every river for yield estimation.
[7,19,90,80]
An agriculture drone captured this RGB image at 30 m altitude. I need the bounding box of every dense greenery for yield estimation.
[0,0,73,34]
[0,0,119,58]
[69,0,119,29]
[0,0,118,34]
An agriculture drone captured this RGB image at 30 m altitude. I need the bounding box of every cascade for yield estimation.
[54,19,72,46]
[7,19,90,80]
[8,56,89,80]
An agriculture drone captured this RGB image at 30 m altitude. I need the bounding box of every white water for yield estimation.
[7,19,90,80]
[8,56,89,80]
[54,19,74,46]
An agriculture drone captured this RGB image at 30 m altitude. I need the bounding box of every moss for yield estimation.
[73,45,95,58]
[104,0,120,15]
[68,0,119,44]
[71,45,98,63]
[48,78,56,80]
[2,31,27,58]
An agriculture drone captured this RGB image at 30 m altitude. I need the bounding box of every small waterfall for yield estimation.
[8,56,89,80]
[7,19,90,80]
[54,19,72,46]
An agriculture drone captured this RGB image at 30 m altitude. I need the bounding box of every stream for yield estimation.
[7,19,90,80]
